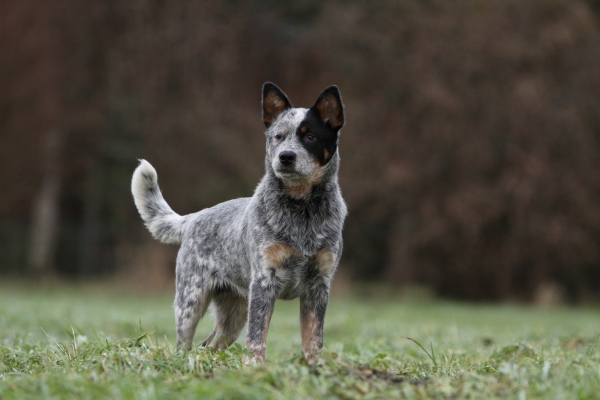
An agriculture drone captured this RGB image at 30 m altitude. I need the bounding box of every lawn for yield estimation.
[0,284,599,399]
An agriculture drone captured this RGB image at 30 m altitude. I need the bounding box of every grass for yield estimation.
[0,284,599,399]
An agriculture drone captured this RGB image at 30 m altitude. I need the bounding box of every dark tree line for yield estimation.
[1,0,600,301]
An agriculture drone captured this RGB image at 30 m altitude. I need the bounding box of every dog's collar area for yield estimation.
[269,170,327,200]
[281,179,315,199]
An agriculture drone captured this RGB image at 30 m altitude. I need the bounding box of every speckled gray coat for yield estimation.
[131,83,347,365]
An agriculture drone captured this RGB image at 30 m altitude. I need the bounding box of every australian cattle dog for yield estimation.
[131,83,347,365]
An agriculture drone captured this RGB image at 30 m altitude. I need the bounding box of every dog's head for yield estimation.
[262,83,344,198]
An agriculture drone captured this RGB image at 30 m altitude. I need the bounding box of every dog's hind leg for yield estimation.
[208,289,248,350]
[200,329,216,347]
[174,287,212,351]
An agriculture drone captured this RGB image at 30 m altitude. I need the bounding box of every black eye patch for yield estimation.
[296,109,338,165]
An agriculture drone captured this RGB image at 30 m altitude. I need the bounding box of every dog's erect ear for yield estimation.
[262,82,292,128]
[312,86,344,132]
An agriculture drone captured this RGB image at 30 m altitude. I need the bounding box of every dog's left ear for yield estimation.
[263,82,293,128]
[312,86,344,133]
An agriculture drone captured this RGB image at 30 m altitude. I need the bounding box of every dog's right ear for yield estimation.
[262,82,292,128]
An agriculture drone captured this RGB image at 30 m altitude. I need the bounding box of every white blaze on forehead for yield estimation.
[290,108,308,125]
[271,108,308,131]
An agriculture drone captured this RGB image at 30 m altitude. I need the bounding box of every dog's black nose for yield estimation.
[279,151,296,166]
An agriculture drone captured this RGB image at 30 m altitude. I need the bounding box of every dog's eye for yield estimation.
[275,134,283,140]
[304,134,316,142]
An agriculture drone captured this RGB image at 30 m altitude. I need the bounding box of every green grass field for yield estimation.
[0,284,599,399]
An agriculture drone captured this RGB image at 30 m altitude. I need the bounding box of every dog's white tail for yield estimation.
[131,160,187,244]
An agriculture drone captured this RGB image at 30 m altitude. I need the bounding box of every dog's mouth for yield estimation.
[274,166,307,180]
[276,169,303,179]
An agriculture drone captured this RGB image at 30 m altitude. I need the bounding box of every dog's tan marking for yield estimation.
[284,181,312,199]
[315,248,336,277]
[262,243,299,269]
[264,92,288,126]
[323,149,330,162]
[266,93,286,111]
[283,164,325,199]
[316,95,343,128]
[301,126,307,133]
[300,310,320,365]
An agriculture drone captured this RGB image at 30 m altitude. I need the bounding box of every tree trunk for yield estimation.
[28,129,63,273]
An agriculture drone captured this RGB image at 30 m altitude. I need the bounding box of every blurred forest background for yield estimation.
[2,0,600,302]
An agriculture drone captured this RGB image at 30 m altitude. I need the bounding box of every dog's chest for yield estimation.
[262,198,343,256]
[276,255,324,300]
[260,229,340,301]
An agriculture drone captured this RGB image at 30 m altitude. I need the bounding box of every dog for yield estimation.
[131,82,347,365]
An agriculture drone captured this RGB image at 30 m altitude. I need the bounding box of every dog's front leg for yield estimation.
[300,279,330,366]
[244,278,278,364]
[300,249,337,366]
[245,242,295,364]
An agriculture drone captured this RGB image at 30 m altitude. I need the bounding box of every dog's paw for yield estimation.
[242,353,265,366]
[303,354,321,367]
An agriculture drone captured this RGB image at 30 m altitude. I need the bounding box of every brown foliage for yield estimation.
[1,0,600,301]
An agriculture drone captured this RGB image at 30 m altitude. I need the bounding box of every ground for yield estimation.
[0,284,599,399]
